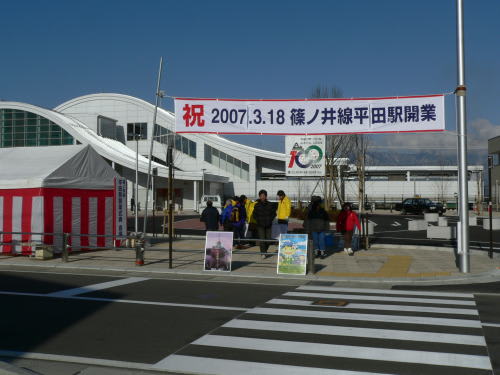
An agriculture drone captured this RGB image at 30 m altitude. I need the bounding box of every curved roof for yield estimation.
[0,101,208,180]
[56,93,286,161]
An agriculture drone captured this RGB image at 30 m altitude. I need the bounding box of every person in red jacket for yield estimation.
[336,202,361,255]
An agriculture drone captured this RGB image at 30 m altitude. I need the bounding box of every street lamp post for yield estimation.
[455,0,470,273]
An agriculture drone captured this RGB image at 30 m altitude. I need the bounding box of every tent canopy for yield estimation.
[0,145,119,190]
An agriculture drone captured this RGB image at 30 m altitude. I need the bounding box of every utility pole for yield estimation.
[455,0,470,273]
[143,57,164,237]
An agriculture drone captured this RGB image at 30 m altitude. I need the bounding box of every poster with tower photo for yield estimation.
[204,231,233,272]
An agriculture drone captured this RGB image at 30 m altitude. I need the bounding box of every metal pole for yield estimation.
[456,0,470,272]
[62,233,68,262]
[143,57,164,237]
[488,156,493,258]
[307,239,315,274]
[135,136,139,234]
[202,168,206,197]
[152,174,156,238]
[168,146,174,269]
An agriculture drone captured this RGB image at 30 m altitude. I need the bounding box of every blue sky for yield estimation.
[2,0,499,155]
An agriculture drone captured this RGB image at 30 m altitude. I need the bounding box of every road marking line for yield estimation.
[223,319,487,346]
[0,290,247,311]
[73,296,248,311]
[192,335,492,370]
[298,286,474,298]
[267,298,478,315]
[248,307,482,328]
[153,354,395,374]
[0,350,156,371]
[47,277,150,297]
[482,322,500,328]
[286,291,476,306]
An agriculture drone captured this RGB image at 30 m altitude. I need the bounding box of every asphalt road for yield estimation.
[0,271,499,374]
[367,213,500,252]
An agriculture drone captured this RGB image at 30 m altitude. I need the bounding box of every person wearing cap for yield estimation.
[276,190,292,235]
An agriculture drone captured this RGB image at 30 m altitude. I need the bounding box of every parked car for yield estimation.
[395,198,446,215]
[198,195,222,214]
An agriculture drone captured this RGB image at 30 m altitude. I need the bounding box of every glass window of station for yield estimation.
[0,109,73,148]
[126,122,148,140]
[154,124,196,158]
[204,144,249,180]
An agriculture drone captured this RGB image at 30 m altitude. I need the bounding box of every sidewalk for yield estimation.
[0,238,498,284]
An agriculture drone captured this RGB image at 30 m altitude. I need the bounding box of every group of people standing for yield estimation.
[303,199,361,258]
[200,191,360,258]
[200,190,292,257]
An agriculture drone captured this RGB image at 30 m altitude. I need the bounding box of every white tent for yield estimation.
[0,145,125,255]
[0,144,119,189]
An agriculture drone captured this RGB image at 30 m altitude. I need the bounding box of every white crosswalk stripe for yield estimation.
[223,319,487,346]
[267,298,479,315]
[154,285,493,375]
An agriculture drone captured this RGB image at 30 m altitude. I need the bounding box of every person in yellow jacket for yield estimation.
[241,195,256,224]
[240,195,257,246]
[276,190,292,235]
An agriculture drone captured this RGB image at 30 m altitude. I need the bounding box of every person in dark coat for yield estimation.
[303,196,330,259]
[252,189,277,258]
[200,201,220,231]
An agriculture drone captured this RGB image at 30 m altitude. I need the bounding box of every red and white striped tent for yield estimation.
[0,145,123,255]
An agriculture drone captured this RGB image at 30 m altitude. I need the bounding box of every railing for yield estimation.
[0,231,322,274]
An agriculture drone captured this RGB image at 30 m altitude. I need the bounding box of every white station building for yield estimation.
[0,93,484,211]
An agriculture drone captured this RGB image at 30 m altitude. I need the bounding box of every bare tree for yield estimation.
[349,135,369,213]
[310,86,351,209]
[432,157,452,204]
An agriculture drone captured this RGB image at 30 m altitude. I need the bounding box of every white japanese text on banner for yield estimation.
[175,94,445,135]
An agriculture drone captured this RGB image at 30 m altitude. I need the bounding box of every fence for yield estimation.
[0,231,329,274]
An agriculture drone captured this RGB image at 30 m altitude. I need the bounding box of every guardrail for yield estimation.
[0,231,324,274]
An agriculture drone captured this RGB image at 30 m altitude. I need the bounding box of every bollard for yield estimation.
[307,239,315,275]
[62,233,69,262]
[135,236,144,266]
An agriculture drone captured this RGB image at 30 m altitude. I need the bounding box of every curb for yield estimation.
[0,361,39,375]
[0,260,499,286]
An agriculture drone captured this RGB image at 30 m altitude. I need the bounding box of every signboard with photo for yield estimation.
[277,233,308,275]
[204,231,233,272]
[286,135,325,177]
